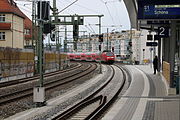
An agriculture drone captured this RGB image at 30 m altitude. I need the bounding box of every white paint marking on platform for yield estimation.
[102,65,134,120]
[131,67,150,120]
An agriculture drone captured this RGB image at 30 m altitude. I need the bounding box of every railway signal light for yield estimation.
[99,44,101,51]
[99,34,103,42]
[51,33,55,41]
[43,23,55,34]
[112,47,114,52]
[129,42,132,46]
[37,1,50,20]
[73,24,79,38]
[147,34,153,41]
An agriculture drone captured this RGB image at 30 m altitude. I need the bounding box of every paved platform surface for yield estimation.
[103,65,179,120]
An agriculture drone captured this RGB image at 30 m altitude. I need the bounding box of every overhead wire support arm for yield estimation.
[51,14,104,18]
[58,0,79,14]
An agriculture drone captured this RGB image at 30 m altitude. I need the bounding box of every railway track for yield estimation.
[0,62,81,88]
[0,62,97,106]
[52,65,127,120]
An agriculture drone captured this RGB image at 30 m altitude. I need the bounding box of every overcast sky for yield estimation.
[15,0,130,35]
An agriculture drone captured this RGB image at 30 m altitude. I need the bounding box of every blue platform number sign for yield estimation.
[158,26,169,38]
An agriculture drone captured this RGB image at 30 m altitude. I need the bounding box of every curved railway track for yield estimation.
[0,62,81,88]
[52,65,127,120]
[0,63,98,106]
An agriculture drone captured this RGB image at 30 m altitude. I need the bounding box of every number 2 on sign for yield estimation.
[159,27,165,36]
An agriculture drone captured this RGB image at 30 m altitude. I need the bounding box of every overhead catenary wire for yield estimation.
[16,2,32,6]
[16,3,32,14]
[88,24,96,34]
[84,25,95,34]
[114,1,122,26]
[57,0,76,14]
[74,4,100,14]
[99,0,116,25]
[61,0,100,14]
[57,0,99,34]
[58,0,78,14]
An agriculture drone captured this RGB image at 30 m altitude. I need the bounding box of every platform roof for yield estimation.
[123,0,138,29]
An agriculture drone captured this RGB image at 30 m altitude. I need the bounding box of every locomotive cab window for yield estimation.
[106,52,114,56]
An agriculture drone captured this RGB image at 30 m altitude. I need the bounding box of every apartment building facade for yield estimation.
[0,0,32,49]
[77,30,142,62]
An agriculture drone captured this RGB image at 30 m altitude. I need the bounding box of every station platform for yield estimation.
[102,65,179,120]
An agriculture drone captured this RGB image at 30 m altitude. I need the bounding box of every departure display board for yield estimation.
[138,0,180,19]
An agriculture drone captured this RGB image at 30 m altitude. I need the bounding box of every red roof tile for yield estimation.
[0,0,25,18]
[0,23,11,30]
[24,17,32,29]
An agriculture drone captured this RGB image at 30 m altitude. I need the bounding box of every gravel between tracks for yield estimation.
[6,64,112,120]
[0,63,94,119]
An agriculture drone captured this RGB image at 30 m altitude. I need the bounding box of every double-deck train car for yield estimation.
[85,53,93,61]
[74,53,81,60]
[91,53,97,61]
[80,53,86,61]
[67,53,75,60]
[94,53,101,62]
[68,51,115,64]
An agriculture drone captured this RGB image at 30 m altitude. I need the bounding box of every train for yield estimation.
[67,51,115,64]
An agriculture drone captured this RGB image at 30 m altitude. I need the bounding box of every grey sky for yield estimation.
[16,0,130,34]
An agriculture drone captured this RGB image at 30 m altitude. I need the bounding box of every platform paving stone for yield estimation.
[142,101,155,120]
[135,65,179,120]
[102,65,179,120]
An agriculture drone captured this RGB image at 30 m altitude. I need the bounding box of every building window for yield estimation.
[0,15,5,22]
[0,32,5,40]
[25,29,30,35]
[26,40,30,45]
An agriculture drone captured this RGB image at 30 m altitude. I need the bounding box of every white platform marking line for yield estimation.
[131,67,150,120]
[102,65,134,120]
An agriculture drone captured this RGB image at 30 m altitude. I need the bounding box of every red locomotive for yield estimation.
[85,53,93,61]
[74,53,81,60]
[68,51,115,64]
[101,51,115,64]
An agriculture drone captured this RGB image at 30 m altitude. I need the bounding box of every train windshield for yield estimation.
[106,52,114,56]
